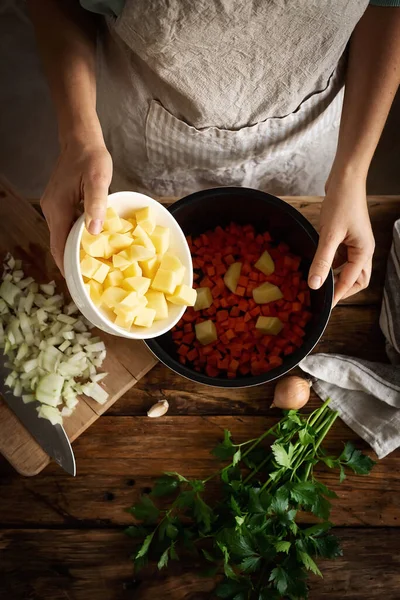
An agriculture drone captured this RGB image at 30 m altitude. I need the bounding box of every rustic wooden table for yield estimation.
[1,193,400,600]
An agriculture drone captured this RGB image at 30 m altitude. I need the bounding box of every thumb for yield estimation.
[83,173,110,235]
[308,231,339,290]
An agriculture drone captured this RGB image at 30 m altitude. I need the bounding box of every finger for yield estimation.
[41,196,75,275]
[308,231,341,290]
[333,260,364,306]
[340,263,372,301]
[83,172,110,235]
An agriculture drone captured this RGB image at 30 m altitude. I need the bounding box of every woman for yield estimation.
[28,1,400,305]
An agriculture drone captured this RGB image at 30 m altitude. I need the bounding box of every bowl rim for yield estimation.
[65,191,193,340]
[145,186,333,387]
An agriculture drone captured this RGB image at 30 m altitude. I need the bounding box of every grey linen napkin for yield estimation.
[300,220,400,459]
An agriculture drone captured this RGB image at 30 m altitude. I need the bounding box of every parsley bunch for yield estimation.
[126,399,374,599]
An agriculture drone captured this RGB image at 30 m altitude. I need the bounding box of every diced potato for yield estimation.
[126,245,155,262]
[80,255,103,278]
[124,261,142,277]
[145,291,168,320]
[252,282,283,304]
[80,248,86,261]
[109,233,133,252]
[160,253,185,284]
[100,286,127,308]
[224,262,242,293]
[81,230,107,258]
[167,284,197,306]
[102,237,115,259]
[120,291,140,308]
[88,279,103,305]
[255,250,275,276]
[114,312,135,329]
[99,257,113,268]
[92,262,110,284]
[112,252,131,270]
[195,320,218,346]
[132,234,155,251]
[122,276,151,295]
[103,207,123,233]
[135,206,156,235]
[150,226,170,255]
[255,316,283,336]
[140,256,160,279]
[104,269,124,289]
[119,218,134,233]
[160,253,182,272]
[194,287,213,311]
[114,303,144,319]
[151,268,177,295]
[134,307,156,327]
[84,282,91,297]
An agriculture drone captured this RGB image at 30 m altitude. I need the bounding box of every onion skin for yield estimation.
[271,376,311,410]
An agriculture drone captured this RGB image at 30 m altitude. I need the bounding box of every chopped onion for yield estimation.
[0,255,109,425]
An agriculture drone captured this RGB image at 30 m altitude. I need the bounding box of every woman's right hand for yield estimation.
[40,137,113,273]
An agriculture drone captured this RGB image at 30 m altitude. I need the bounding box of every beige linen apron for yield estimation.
[96,0,368,197]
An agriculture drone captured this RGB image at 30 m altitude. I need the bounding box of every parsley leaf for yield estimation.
[298,550,323,577]
[271,443,295,468]
[311,493,331,520]
[275,540,291,554]
[129,495,160,524]
[193,494,213,532]
[239,554,262,573]
[269,566,289,595]
[151,475,179,497]
[340,443,375,475]
[135,531,154,559]
[289,481,319,506]
[157,546,170,570]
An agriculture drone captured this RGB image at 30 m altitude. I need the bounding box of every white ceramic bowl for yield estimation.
[64,191,193,339]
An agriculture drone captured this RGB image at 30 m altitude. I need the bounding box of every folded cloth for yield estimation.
[300,219,400,459]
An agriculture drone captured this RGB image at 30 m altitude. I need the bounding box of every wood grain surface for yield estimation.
[0,180,157,475]
[1,184,400,599]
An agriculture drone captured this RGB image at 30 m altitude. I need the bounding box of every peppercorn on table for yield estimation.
[1,181,400,600]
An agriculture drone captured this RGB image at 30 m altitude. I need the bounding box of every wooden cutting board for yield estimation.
[0,179,158,476]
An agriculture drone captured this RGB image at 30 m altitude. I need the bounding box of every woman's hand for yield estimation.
[40,138,113,273]
[308,173,375,306]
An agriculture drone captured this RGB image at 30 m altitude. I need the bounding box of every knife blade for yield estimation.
[0,358,76,476]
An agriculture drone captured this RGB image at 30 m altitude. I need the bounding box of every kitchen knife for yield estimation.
[0,359,76,476]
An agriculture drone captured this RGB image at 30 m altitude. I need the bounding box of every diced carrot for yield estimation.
[224,254,235,265]
[182,333,195,345]
[226,329,236,341]
[292,324,305,338]
[179,356,187,365]
[244,312,252,323]
[229,359,239,372]
[238,275,249,287]
[292,302,302,312]
[178,344,189,357]
[269,356,283,368]
[220,298,228,308]
[183,323,193,333]
[230,306,240,317]
[235,321,246,333]
[249,271,259,282]
[187,348,198,361]
[236,286,246,297]
[216,310,229,322]
[242,262,252,275]
[200,276,213,288]
[238,299,248,312]
[283,345,295,356]
[250,306,261,318]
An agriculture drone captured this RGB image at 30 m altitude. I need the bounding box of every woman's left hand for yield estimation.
[308,173,375,306]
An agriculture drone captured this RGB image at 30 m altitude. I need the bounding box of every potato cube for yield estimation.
[102,236,115,259]
[194,287,213,311]
[135,206,156,234]
[167,284,197,306]
[88,280,103,305]
[81,230,107,257]
[132,234,155,251]
[103,269,124,289]
[114,312,135,329]
[254,250,275,276]
[114,303,143,320]
[84,282,91,296]
[80,255,103,278]
[150,226,170,255]
[123,261,142,277]
[100,286,127,308]
[140,256,160,279]
[122,276,151,295]
[80,248,86,261]
[145,291,168,320]
[103,207,123,233]
[195,320,218,346]
[151,268,177,295]
[112,252,131,270]
[120,291,140,308]
[92,262,110,284]
[224,262,242,293]
[252,282,283,304]
[160,253,182,272]
[109,233,133,252]
[119,218,134,233]
[255,316,283,336]
[126,245,155,262]
[134,307,156,328]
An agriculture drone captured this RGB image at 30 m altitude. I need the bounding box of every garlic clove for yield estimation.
[147,399,169,418]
